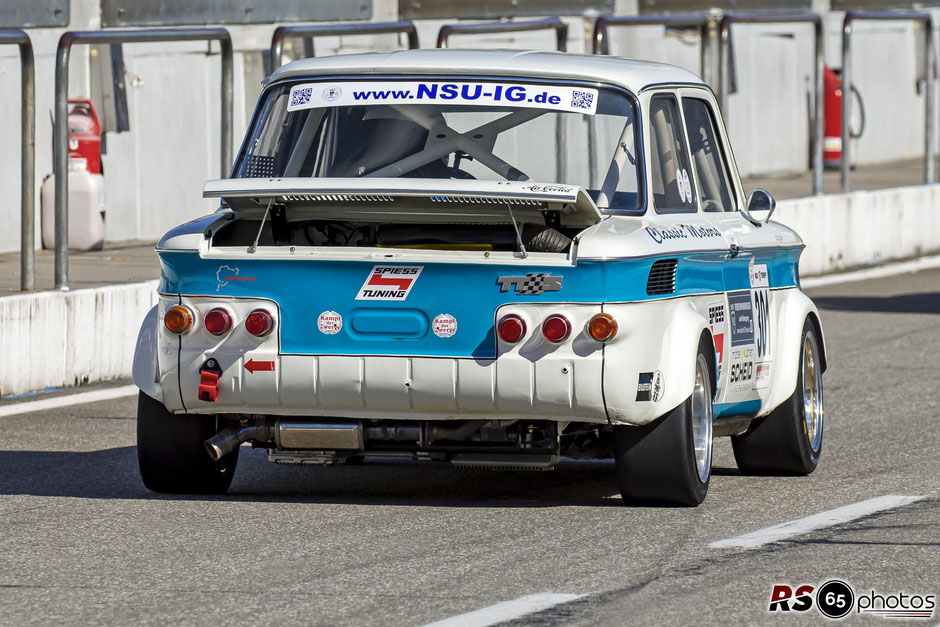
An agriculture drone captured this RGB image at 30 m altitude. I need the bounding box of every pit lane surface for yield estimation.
[1,268,938,625]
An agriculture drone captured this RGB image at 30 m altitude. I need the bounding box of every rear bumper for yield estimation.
[160,295,608,423]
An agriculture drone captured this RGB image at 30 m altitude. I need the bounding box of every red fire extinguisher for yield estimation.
[67,98,102,175]
[823,65,865,170]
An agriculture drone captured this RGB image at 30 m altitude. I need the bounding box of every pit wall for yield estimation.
[1,184,937,398]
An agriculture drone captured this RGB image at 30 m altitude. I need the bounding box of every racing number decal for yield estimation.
[754,288,770,360]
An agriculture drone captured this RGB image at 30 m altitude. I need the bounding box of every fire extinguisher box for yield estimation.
[40,157,105,251]
[67,99,102,175]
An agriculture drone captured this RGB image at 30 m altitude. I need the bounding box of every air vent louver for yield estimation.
[647,259,678,295]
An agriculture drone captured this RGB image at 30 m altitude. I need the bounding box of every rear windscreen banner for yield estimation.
[287,81,598,115]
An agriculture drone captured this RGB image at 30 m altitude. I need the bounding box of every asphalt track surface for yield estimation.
[1,268,938,625]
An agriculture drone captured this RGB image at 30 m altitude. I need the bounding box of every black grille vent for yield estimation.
[647,259,678,295]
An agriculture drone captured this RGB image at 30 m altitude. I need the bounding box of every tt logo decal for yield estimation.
[496,273,563,296]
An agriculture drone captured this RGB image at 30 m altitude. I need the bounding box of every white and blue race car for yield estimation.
[133,49,826,505]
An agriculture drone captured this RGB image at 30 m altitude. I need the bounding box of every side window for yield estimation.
[682,98,735,212]
[648,94,697,213]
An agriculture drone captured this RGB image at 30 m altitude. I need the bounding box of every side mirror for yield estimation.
[742,188,776,226]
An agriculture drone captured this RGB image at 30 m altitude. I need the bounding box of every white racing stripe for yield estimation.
[0,385,139,418]
[422,593,586,627]
[801,254,940,289]
[709,494,925,549]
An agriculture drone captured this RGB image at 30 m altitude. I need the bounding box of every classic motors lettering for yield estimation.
[646,224,722,244]
[356,265,423,301]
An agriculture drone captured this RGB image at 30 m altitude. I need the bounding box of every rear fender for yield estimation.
[603,299,710,426]
[759,289,827,417]
[132,305,161,401]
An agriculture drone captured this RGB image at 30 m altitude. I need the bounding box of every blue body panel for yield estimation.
[158,248,800,360]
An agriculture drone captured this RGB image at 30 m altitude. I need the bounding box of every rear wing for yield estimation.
[203,177,604,226]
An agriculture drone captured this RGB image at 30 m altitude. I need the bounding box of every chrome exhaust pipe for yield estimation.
[205,423,272,461]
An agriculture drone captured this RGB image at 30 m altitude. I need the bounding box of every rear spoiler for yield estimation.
[202,177,604,226]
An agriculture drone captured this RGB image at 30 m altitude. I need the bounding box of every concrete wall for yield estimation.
[775,184,940,276]
[0,0,939,256]
[0,280,157,397]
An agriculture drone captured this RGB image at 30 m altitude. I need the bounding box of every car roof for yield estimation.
[267,49,704,93]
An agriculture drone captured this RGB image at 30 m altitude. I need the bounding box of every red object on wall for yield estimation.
[67,99,102,174]
[823,65,843,169]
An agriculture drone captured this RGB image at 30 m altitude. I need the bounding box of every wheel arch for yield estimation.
[758,289,826,418]
[132,305,162,401]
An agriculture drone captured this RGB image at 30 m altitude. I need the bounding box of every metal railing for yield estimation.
[0,30,35,292]
[268,21,419,74]
[592,14,715,86]
[54,27,233,290]
[718,13,824,196]
[842,10,934,193]
[437,17,568,51]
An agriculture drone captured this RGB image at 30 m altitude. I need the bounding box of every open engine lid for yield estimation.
[203,177,604,226]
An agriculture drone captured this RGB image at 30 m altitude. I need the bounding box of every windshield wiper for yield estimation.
[506,203,528,259]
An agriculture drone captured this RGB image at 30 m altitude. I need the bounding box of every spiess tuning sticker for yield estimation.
[356,266,423,301]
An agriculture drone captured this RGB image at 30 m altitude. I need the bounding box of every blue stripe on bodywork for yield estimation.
[159,248,800,358]
[715,399,762,417]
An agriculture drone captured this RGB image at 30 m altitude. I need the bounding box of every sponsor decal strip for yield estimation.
[288,81,598,115]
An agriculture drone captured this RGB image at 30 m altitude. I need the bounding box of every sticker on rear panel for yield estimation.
[636,371,664,402]
[728,290,754,347]
[287,81,598,115]
[356,265,423,301]
[708,302,726,386]
[432,314,457,338]
[317,311,343,335]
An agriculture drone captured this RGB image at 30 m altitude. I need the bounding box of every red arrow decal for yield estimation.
[367,274,414,291]
[244,358,275,374]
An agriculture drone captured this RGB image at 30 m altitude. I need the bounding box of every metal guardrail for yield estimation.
[268,21,419,74]
[592,14,715,86]
[54,27,233,290]
[0,30,35,292]
[718,13,824,196]
[436,17,568,51]
[842,10,934,193]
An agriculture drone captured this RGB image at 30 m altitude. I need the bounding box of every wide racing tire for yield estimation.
[614,340,714,506]
[137,391,238,494]
[732,318,823,475]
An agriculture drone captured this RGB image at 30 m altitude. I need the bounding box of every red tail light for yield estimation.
[245,309,275,337]
[542,314,571,343]
[497,314,526,343]
[204,308,233,336]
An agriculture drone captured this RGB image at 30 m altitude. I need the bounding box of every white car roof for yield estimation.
[267,49,704,94]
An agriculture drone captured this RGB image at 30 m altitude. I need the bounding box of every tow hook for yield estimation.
[198,359,223,403]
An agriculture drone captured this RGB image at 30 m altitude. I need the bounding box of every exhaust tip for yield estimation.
[204,440,225,462]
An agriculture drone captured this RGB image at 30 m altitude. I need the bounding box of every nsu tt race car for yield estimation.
[133,49,826,506]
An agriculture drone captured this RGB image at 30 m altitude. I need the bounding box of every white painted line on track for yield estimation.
[801,254,940,289]
[0,385,138,418]
[422,593,586,627]
[709,494,925,549]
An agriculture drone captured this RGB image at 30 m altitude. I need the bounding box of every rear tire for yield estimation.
[614,341,714,506]
[732,319,823,475]
[137,391,238,494]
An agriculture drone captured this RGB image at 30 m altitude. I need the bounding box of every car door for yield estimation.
[678,88,777,412]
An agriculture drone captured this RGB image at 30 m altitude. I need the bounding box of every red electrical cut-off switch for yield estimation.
[198,359,223,402]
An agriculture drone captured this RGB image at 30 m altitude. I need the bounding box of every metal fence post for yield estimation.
[0,31,35,292]
[269,21,419,73]
[718,13,824,196]
[53,27,233,290]
[842,10,933,193]
[591,14,712,82]
[436,17,568,51]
